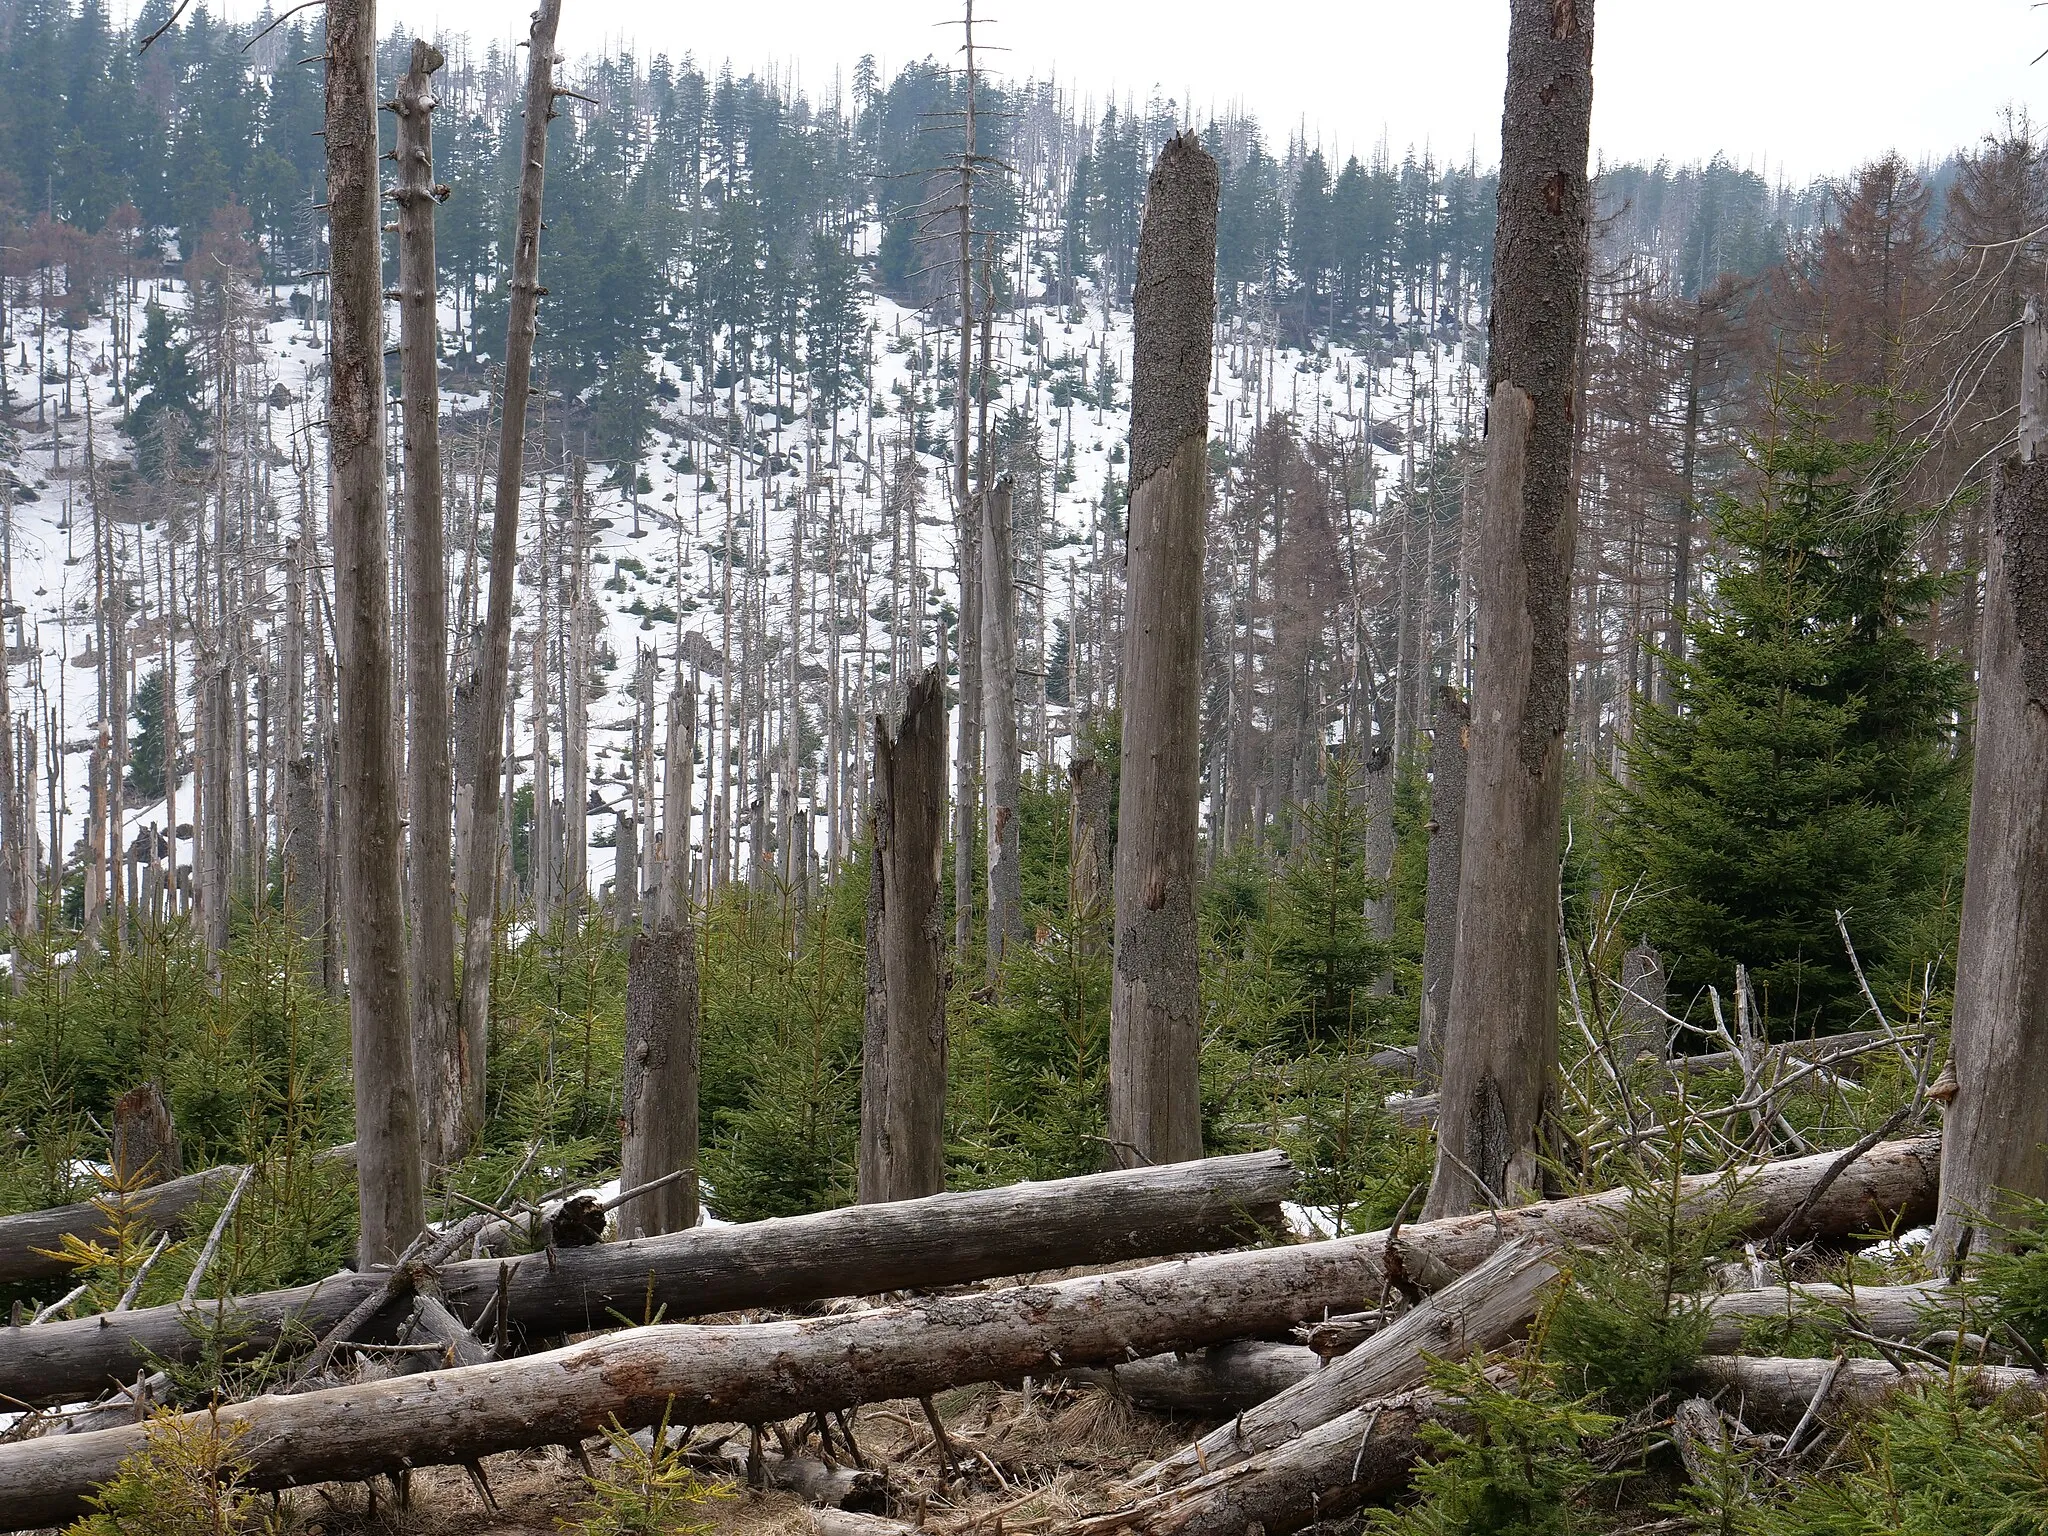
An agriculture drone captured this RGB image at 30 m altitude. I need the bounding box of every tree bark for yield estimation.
[110,1083,181,1187]
[1425,0,1594,1219]
[860,666,950,1203]
[1142,1237,1556,1488]
[619,923,699,1237]
[981,475,1024,978]
[1417,685,1468,1089]
[327,0,424,1267]
[0,1150,1294,1409]
[1110,132,1218,1169]
[1936,295,2048,1264]
[456,0,561,1135]
[394,39,462,1172]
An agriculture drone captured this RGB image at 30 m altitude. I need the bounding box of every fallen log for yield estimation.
[0,1149,1296,1407]
[1702,1282,1951,1353]
[0,1140,1943,1525]
[1140,1237,1557,1488]
[704,1447,887,1510]
[1079,1392,1440,1536]
[1691,1353,2046,1418]
[0,1144,358,1286]
[1062,1342,1320,1417]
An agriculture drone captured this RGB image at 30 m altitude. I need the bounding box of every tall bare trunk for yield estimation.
[1108,133,1218,1170]
[951,6,982,963]
[860,666,948,1203]
[660,677,697,925]
[1417,685,1469,1090]
[1424,0,1593,1220]
[1935,296,2048,1264]
[456,0,561,1135]
[980,475,1023,978]
[619,921,699,1236]
[327,0,424,1264]
[394,40,462,1169]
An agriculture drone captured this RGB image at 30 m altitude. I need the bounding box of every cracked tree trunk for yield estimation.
[327,0,423,1266]
[1936,295,2048,1264]
[1108,132,1218,1169]
[455,0,562,1139]
[860,666,949,1203]
[1425,0,1594,1219]
[394,39,463,1171]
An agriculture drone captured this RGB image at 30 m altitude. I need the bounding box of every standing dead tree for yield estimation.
[1936,295,2048,1263]
[456,0,563,1137]
[391,38,462,1170]
[860,666,949,1202]
[327,0,424,1264]
[981,473,1024,977]
[1417,684,1469,1089]
[1108,132,1219,1169]
[1426,0,1595,1219]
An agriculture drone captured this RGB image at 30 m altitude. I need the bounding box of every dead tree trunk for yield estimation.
[327,0,423,1266]
[659,675,696,924]
[1362,739,1395,952]
[1109,132,1218,1169]
[394,39,463,1171]
[860,666,949,1203]
[981,474,1024,978]
[619,923,700,1237]
[1614,940,1668,1063]
[455,0,562,1136]
[1425,0,1594,1220]
[1936,295,2048,1265]
[0,1150,1296,1409]
[1069,743,1112,956]
[110,1083,181,1187]
[1417,684,1468,1089]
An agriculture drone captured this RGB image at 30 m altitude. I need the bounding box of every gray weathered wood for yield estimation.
[1937,296,2048,1264]
[1110,132,1218,1169]
[1144,1237,1556,1488]
[1418,686,1468,1089]
[327,0,423,1267]
[1426,0,1595,1218]
[1690,1353,2046,1419]
[860,667,949,1203]
[1701,1281,1951,1353]
[455,0,562,1136]
[394,39,463,1172]
[619,923,700,1237]
[981,476,1025,977]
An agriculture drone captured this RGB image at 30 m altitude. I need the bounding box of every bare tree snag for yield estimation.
[1142,1237,1556,1489]
[1069,742,1112,956]
[456,0,562,1138]
[327,0,424,1266]
[0,1151,1295,1409]
[861,667,949,1203]
[619,922,700,1237]
[981,475,1024,978]
[659,675,697,924]
[1109,132,1218,1169]
[392,38,462,1172]
[1936,295,2048,1264]
[110,1083,180,1187]
[1614,940,1668,1063]
[1425,0,1594,1220]
[1417,685,1469,1088]
[1362,739,1396,955]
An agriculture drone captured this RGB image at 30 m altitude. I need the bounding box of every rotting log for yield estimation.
[1141,1237,1557,1488]
[0,1145,357,1287]
[0,1150,1296,1407]
[1062,1342,1320,1418]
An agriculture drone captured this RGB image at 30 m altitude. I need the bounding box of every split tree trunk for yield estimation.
[1417,685,1468,1088]
[0,1150,1295,1409]
[1936,295,2048,1264]
[1426,0,1594,1219]
[456,0,562,1136]
[326,0,423,1266]
[981,475,1024,978]
[618,922,699,1237]
[860,666,949,1203]
[393,39,463,1171]
[1109,132,1218,1169]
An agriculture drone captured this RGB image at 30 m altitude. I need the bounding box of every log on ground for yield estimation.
[1061,1342,1319,1417]
[0,1149,1295,1407]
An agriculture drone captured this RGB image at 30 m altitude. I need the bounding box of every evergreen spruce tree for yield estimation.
[1608,370,1969,1035]
[124,302,201,479]
[126,666,171,801]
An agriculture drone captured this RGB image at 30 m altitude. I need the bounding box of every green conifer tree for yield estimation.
[1608,370,1969,1034]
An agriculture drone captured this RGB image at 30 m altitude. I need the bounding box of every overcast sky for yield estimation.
[246,0,2046,183]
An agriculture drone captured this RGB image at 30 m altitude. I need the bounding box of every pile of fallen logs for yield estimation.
[0,1133,1975,1532]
